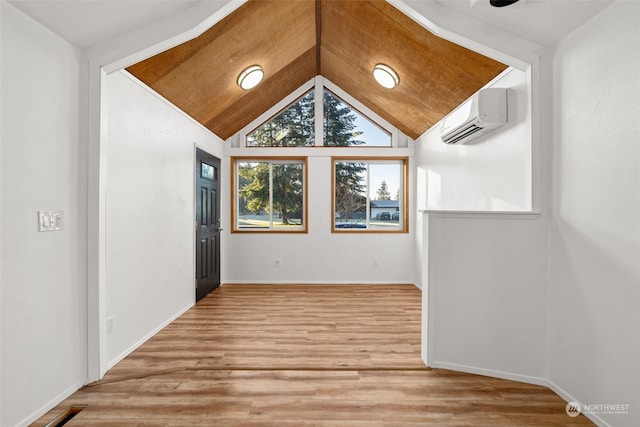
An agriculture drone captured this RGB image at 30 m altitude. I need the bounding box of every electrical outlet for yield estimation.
[275,258,281,267]
[373,259,379,268]
[106,316,114,334]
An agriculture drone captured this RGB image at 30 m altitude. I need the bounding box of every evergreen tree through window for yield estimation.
[247,90,315,147]
[245,86,391,147]
[324,90,390,147]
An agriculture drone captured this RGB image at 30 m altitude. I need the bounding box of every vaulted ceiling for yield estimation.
[127,0,508,140]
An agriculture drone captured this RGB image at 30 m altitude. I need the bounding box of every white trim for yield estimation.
[428,363,615,418]
[323,77,398,145]
[106,302,194,371]
[88,0,247,74]
[426,215,436,366]
[237,76,399,148]
[425,211,541,220]
[222,281,421,287]
[16,379,86,427]
[268,162,274,225]
[226,147,415,158]
[122,70,219,137]
[193,144,198,306]
[528,60,542,214]
[429,361,549,387]
[314,76,324,146]
[547,380,612,427]
[388,0,542,71]
[86,65,108,381]
[239,78,315,143]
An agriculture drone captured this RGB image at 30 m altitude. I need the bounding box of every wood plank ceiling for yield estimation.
[127,0,507,140]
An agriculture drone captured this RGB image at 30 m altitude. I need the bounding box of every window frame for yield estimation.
[322,88,392,148]
[331,156,409,233]
[245,88,316,148]
[231,156,308,233]
[239,76,398,148]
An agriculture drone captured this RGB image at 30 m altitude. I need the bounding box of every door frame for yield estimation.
[194,146,222,301]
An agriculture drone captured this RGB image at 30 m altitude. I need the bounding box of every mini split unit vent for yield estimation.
[440,88,508,144]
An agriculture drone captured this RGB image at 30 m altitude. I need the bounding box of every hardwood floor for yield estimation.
[33,284,593,426]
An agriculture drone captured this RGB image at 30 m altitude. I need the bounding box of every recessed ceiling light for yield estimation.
[372,64,399,89]
[237,65,264,90]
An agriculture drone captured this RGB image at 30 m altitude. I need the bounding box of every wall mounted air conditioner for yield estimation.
[440,88,507,145]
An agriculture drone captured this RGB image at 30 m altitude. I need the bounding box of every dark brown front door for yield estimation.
[195,149,221,301]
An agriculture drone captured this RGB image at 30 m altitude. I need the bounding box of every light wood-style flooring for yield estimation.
[34,284,593,426]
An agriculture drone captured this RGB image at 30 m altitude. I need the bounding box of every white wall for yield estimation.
[425,212,547,382]
[105,71,223,367]
[222,150,416,284]
[414,41,547,385]
[416,67,532,212]
[548,2,640,426]
[0,3,87,426]
[417,3,639,426]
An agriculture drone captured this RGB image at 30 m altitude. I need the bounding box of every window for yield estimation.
[323,90,391,147]
[232,157,307,232]
[333,157,408,232]
[201,162,216,180]
[245,79,393,147]
[246,90,315,147]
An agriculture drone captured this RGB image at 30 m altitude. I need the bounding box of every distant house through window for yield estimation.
[333,157,408,232]
[238,77,406,233]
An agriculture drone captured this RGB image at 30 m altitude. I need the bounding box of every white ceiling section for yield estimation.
[428,0,615,47]
[9,0,615,52]
[8,0,200,49]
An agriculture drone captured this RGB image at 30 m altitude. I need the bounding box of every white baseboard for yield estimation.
[106,302,194,371]
[222,281,421,288]
[546,380,611,427]
[428,360,549,387]
[18,379,86,427]
[428,362,614,426]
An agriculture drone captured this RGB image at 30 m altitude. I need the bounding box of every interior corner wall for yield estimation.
[1,2,87,426]
[548,2,640,425]
[416,67,547,382]
[425,213,548,382]
[105,71,223,367]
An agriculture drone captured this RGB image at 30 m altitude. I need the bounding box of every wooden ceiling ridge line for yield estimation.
[315,0,322,75]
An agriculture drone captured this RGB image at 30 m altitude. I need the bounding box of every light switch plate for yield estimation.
[38,210,64,232]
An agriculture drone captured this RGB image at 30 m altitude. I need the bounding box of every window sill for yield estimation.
[420,210,541,220]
